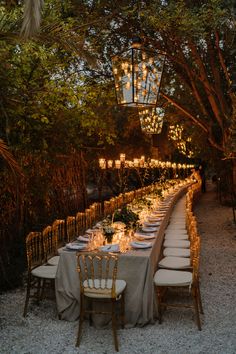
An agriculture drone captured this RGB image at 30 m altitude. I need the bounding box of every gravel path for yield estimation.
[1,182,236,354]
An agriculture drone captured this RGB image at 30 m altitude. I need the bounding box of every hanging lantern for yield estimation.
[139,107,164,134]
[111,38,166,107]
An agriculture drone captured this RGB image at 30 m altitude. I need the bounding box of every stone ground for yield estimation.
[0,181,236,354]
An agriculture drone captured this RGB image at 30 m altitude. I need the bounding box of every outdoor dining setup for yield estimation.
[23,172,203,351]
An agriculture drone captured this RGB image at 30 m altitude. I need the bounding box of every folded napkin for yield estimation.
[99,244,120,252]
[66,243,87,250]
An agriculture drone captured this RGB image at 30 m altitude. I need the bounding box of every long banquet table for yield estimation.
[55,184,189,327]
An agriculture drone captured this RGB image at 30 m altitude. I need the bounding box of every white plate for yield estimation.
[147,216,162,222]
[134,232,156,239]
[99,244,119,252]
[143,221,161,227]
[66,243,87,250]
[85,229,94,234]
[142,227,157,233]
[130,241,152,249]
[77,236,89,242]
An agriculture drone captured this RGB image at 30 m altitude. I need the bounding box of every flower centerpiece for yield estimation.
[101,218,115,244]
[113,205,140,230]
[103,225,115,244]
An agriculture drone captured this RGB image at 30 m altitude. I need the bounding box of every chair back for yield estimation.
[77,253,119,298]
[66,216,76,242]
[52,219,65,247]
[76,211,86,236]
[25,231,43,271]
[42,225,56,262]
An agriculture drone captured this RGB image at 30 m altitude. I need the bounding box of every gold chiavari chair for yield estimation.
[66,216,76,242]
[85,208,92,229]
[42,225,58,266]
[154,245,203,330]
[23,231,57,317]
[52,219,65,247]
[104,200,112,217]
[47,220,65,266]
[91,202,102,222]
[76,253,126,352]
[76,211,86,236]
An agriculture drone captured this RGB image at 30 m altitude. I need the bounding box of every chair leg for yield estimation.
[76,294,85,347]
[36,278,42,304]
[89,299,93,326]
[40,279,46,301]
[120,293,125,329]
[192,287,201,331]
[23,276,31,317]
[111,299,119,352]
[197,282,204,314]
[156,287,163,324]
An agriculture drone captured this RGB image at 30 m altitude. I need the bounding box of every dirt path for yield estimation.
[194,181,236,352]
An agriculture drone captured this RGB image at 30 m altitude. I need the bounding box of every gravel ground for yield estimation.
[1,182,236,354]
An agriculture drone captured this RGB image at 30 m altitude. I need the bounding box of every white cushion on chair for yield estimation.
[31,265,57,279]
[83,279,126,298]
[165,233,188,240]
[163,247,190,258]
[165,230,188,236]
[163,240,190,248]
[166,226,187,231]
[47,256,60,266]
[158,256,191,269]
[154,269,192,286]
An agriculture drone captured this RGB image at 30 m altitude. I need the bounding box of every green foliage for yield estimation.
[113,205,139,229]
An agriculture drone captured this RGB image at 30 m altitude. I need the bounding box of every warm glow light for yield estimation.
[107,160,113,168]
[120,153,126,162]
[115,160,121,169]
[99,158,106,169]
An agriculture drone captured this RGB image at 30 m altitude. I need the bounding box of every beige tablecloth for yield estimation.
[55,185,188,327]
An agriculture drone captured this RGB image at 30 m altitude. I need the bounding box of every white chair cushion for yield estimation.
[83,279,126,298]
[154,269,192,287]
[31,265,57,279]
[158,256,191,269]
[163,247,190,258]
[165,230,188,236]
[163,240,190,248]
[47,256,60,266]
[165,233,188,240]
[166,226,187,231]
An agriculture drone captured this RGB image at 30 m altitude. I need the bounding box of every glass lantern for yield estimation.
[139,107,164,134]
[112,39,166,107]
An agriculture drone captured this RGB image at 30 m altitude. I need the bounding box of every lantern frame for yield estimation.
[112,41,166,107]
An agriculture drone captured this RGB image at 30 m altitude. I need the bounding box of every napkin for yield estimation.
[99,244,120,252]
[66,243,86,250]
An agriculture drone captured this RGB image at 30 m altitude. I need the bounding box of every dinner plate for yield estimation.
[143,221,161,227]
[99,244,119,252]
[66,243,87,251]
[130,241,152,249]
[134,232,156,239]
[141,226,157,233]
[77,236,89,242]
[85,229,94,235]
[147,216,162,222]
